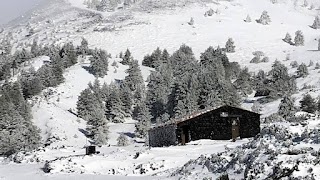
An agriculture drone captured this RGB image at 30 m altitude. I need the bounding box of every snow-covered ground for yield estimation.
[2,0,320,179]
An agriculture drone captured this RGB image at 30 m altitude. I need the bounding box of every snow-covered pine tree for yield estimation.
[142,47,162,68]
[300,94,316,113]
[296,63,308,78]
[117,134,129,146]
[119,82,133,117]
[77,88,101,120]
[89,48,109,77]
[89,79,103,103]
[294,30,304,46]
[86,105,109,145]
[169,45,199,117]
[278,95,296,119]
[315,62,320,69]
[308,60,314,67]
[78,37,89,56]
[245,15,251,22]
[257,11,271,25]
[146,65,172,123]
[30,39,40,57]
[60,42,77,68]
[161,49,170,65]
[234,67,253,96]
[19,67,43,98]
[283,33,292,44]
[105,83,126,123]
[120,49,132,65]
[0,84,40,156]
[36,65,56,88]
[268,60,297,99]
[134,100,151,138]
[198,46,240,108]
[124,60,144,92]
[225,38,236,53]
[185,73,200,114]
[311,16,320,29]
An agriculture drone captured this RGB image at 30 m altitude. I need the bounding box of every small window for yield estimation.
[220,112,228,117]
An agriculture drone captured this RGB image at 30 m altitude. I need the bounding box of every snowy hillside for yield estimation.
[2,0,320,179]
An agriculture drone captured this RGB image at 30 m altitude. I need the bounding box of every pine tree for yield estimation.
[119,82,133,117]
[117,134,129,146]
[77,88,101,120]
[60,42,78,68]
[234,67,253,96]
[105,83,126,123]
[225,38,235,53]
[0,85,40,156]
[78,37,89,56]
[257,11,271,25]
[268,60,297,98]
[31,39,40,57]
[311,16,320,29]
[86,106,109,145]
[120,49,132,65]
[300,94,317,113]
[296,63,308,78]
[89,49,109,77]
[124,60,144,92]
[134,101,151,138]
[278,95,296,119]
[142,47,162,68]
[315,62,320,69]
[283,33,292,44]
[19,67,43,98]
[146,66,172,122]
[294,30,304,46]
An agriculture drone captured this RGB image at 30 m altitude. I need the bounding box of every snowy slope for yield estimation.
[2,0,320,179]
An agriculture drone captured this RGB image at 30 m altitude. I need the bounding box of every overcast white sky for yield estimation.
[0,0,44,25]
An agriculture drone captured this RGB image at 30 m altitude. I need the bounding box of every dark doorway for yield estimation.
[181,126,190,145]
[231,118,240,141]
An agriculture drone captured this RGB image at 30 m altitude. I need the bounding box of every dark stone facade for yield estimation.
[149,105,260,147]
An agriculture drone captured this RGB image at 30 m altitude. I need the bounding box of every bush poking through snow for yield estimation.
[290,61,298,68]
[283,33,293,45]
[256,11,271,25]
[311,16,320,29]
[204,9,214,17]
[117,134,129,146]
[296,63,308,78]
[244,14,251,22]
[250,51,265,63]
[188,17,194,26]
